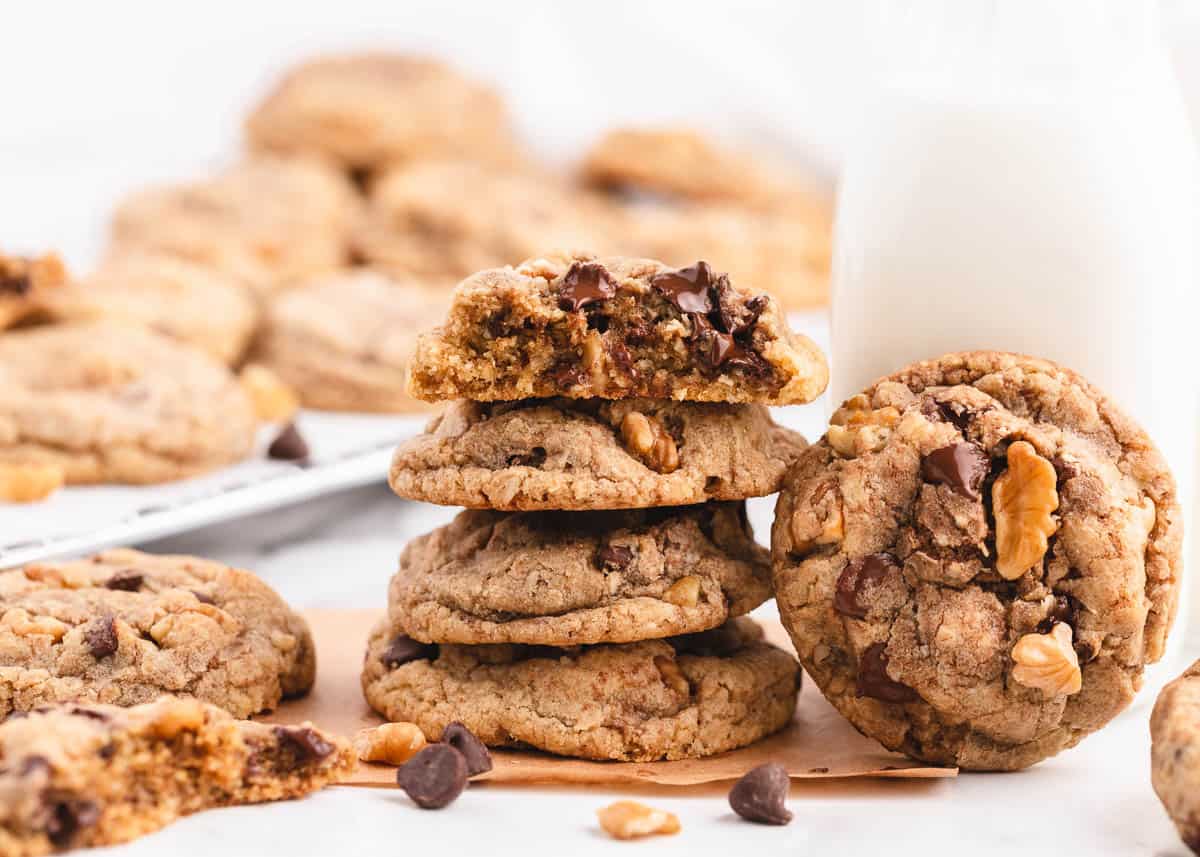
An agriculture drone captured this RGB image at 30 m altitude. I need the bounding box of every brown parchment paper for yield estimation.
[263,609,956,787]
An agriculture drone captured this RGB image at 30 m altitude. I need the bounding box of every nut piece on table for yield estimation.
[0,462,65,503]
[1012,622,1082,697]
[596,800,681,840]
[354,722,427,764]
[992,440,1059,580]
[619,411,680,473]
[240,363,300,422]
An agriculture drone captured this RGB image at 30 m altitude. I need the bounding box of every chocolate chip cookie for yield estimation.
[255,270,445,413]
[362,617,799,762]
[389,398,805,510]
[0,549,315,719]
[110,156,357,296]
[384,503,771,646]
[1152,659,1200,853]
[406,253,828,406]
[354,161,623,285]
[0,321,256,484]
[46,251,258,366]
[772,351,1181,770]
[0,252,66,331]
[0,697,354,855]
[246,53,523,176]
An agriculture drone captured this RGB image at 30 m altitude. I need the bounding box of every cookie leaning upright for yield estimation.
[771,351,1181,771]
[369,252,821,762]
[1152,660,1200,854]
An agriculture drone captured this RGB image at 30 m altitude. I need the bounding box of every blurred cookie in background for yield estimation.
[353,160,624,284]
[245,53,524,181]
[0,250,67,330]
[110,156,359,296]
[254,269,444,413]
[45,251,259,366]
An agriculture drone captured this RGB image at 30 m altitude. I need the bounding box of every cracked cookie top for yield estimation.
[0,549,315,720]
[771,351,1180,770]
[389,397,805,510]
[405,252,829,405]
[385,502,771,646]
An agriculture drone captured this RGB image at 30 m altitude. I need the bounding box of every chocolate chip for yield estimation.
[396,744,468,809]
[66,706,109,722]
[1036,594,1077,635]
[1075,639,1098,663]
[268,422,310,462]
[382,635,437,669]
[607,338,636,378]
[557,261,617,311]
[549,360,589,389]
[651,261,716,314]
[855,643,918,704]
[43,795,100,847]
[191,590,216,605]
[85,617,118,659]
[922,397,973,432]
[728,762,793,825]
[103,570,143,592]
[440,722,492,777]
[834,554,899,620]
[922,442,989,499]
[0,273,31,295]
[272,726,335,767]
[596,544,634,571]
[505,447,546,467]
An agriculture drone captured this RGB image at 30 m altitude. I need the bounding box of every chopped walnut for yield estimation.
[353,722,427,764]
[0,462,64,503]
[581,329,606,387]
[1011,622,1081,697]
[1,608,67,640]
[663,576,701,608]
[826,397,901,458]
[620,412,680,473]
[596,801,681,840]
[993,441,1059,580]
[240,364,299,422]
[149,698,208,738]
[653,655,690,695]
[789,483,844,554]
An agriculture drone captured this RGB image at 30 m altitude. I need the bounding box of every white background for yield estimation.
[4,2,1200,855]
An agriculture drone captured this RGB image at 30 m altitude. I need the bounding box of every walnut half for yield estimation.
[992,441,1059,580]
[620,412,680,473]
[353,722,427,764]
[1011,622,1082,697]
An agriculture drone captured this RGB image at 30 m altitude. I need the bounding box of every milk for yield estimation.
[833,1,1198,645]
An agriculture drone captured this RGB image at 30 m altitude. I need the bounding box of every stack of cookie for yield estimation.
[362,252,830,762]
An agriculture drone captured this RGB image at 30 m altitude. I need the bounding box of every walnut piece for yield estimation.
[992,441,1059,580]
[1,608,67,640]
[663,576,701,608]
[149,699,208,738]
[620,412,679,473]
[596,801,681,840]
[1011,622,1081,696]
[826,395,901,458]
[582,329,606,387]
[653,655,690,696]
[353,722,427,764]
[240,363,299,422]
[0,462,64,503]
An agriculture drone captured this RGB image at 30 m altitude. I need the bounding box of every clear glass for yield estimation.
[833,0,1198,648]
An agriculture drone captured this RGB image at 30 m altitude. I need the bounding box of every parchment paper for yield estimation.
[264,610,956,786]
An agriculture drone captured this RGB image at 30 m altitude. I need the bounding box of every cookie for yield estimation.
[0,252,67,330]
[110,156,357,296]
[354,161,622,285]
[0,322,257,484]
[1152,660,1200,853]
[771,351,1181,771]
[255,270,444,413]
[362,617,799,762]
[46,251,258,366]
[389,398,805,510]
[246,53,523,176]
[0,697,354,855]
[385,503,771,646]
[405,253,829,406]
[0,549,315,718]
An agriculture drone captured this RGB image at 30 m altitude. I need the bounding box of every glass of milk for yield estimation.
[833,0,1198,647]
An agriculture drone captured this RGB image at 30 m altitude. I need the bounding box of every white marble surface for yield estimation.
[123,484,1197,857]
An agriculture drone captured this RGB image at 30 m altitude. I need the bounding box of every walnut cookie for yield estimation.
[389,397,805,510]
[771,351,1180,771]
[0,697,353,856]
[362,616,799,762]
[405,252,828,406]
[1152,659,1200,854]
[0,549,315,720]
[384,503,771,646]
